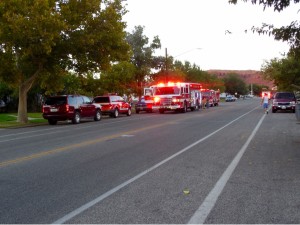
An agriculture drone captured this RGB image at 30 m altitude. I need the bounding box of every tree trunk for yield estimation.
[16,64,42,124]
[17,83,29,123]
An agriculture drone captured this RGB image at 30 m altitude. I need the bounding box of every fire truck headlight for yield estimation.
[172,98,180,103]
[154,97,160,103]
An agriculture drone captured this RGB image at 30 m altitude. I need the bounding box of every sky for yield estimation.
[122,0,299,71]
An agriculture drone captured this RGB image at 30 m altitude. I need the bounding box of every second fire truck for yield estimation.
[144,82,202,113]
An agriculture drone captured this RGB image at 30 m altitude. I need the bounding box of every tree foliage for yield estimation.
[261,51,300,90]
[100,61,136,96]
[0,0,130,123]
[229,0,300,49]
[223,73,248,95]
[126,25,161,97]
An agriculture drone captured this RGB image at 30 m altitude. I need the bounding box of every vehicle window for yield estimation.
[275,93,295,99]
[45,97,67,105]
[111,96,118,102]
[93,97,110,103]
[67,96,76,105]
[76,96,84,105]
[154,87,180,95]
[82,96,91,103]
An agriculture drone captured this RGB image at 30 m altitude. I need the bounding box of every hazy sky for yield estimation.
[122,0,299,71]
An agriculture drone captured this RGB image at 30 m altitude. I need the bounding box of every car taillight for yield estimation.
[66,104,70,112]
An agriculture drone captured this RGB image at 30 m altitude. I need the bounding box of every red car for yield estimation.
[93,95,132,118]
[42,95,102,125]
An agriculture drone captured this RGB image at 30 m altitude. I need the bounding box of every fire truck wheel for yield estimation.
[136,109,140,114]
[159,109,164,114]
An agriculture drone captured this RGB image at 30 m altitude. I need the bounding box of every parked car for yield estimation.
[93,95,131,118]
[272,92,297,113]
[42,95,102,125]
[135,96,153,113]
[225,95,235,102]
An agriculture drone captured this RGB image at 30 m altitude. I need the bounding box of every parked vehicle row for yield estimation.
[42,91,297,125]
[42,94,131,125]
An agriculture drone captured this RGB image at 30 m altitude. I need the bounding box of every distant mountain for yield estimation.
[207,69,274,88]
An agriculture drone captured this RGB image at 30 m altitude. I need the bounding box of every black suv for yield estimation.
[43,95,102,125]
[272,92,297,113]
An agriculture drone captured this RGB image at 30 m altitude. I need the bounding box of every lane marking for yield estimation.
[188,113,266,224]
[52,107,258,224]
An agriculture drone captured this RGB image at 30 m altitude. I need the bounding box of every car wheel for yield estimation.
[292,109,295,113]
[72,111,81,124]
[159,109,164,114]
[127,108,132,116]
[113,108,119,118]
[94,110,101,121]
[48,119,57,125]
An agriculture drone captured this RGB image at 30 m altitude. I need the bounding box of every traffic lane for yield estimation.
[63,105,265,223]
[0,102,260,223]
[205,112,300,224]
[0,99,254,163]
[0,114,164,162]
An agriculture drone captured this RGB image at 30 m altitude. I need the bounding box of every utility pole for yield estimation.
[165,48,168,83]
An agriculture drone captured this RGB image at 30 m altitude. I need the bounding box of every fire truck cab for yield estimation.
[149,82,202,113]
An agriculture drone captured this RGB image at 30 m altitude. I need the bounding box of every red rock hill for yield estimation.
[207,69,273,88]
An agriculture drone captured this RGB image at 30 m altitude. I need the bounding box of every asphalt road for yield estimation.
[0,98,299,224]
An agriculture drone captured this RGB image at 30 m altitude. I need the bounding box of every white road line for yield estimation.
[52,107,258,224]
[188,113,266,224]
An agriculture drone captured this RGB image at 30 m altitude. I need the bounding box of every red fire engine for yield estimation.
[145,82,202,113]
[201,89,220,107]
[261,91,271,99]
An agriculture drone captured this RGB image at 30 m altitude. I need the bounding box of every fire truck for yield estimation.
[201,89,220,107]
[145,82,202,113]
[261,91,271,99]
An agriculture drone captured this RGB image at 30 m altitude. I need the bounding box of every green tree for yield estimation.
[100,61,136,96]
[126,25,161,97]
[223,73,248,95]
[229,0,300,49]
[0,0,130,123]
[261,52,300,91]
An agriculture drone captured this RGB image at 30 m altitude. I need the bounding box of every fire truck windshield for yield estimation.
[154,86,180,95]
